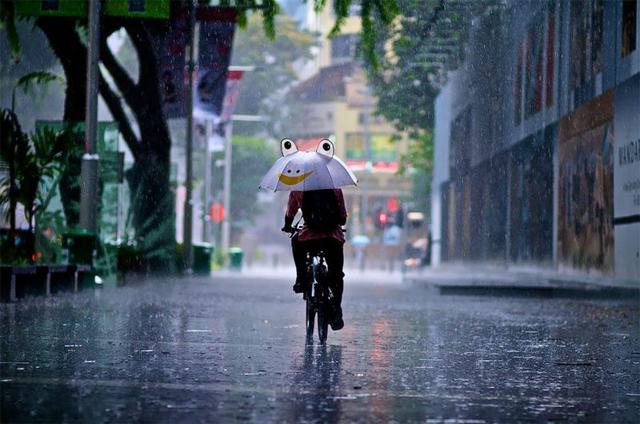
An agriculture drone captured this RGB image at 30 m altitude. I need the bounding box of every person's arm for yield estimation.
[284,191,301,229]
[336,189,347,226]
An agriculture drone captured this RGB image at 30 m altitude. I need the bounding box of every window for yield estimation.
[331,34,357,60]
[591,0,604,73]
[622,0,637,57]
[525,17,544,118]
[515,42,523,125]
[570,0,589,88]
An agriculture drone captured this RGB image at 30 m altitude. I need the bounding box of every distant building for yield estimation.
[431,0,640,281]
[295,1,412,233]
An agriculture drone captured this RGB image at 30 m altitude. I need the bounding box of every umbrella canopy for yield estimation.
[259,138,358,192]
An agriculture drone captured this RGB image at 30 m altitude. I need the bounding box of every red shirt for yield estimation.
[286,190,347,243]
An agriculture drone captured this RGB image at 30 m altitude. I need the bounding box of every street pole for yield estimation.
[202,119,212,243]
[183,1,197,272]
[361,86,372,231]
[79,0,101,234]
[221,122,233,256]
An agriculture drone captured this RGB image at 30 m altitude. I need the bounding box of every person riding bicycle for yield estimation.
[282,189,347,331]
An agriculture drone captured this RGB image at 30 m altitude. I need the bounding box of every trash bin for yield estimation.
[193,242,213,275]
[62,229,96,265]
[228,247,243,271]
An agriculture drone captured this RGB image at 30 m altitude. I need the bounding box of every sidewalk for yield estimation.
[403,264,639,294]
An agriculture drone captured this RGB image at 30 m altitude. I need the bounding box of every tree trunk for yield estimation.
[38,18,176,273]
[124,23,175,273]
[37,18,85,227]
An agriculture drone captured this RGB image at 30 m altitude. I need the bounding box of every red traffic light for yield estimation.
[378,212,388,226]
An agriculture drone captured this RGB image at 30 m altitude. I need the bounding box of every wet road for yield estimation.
[1,272,639,423]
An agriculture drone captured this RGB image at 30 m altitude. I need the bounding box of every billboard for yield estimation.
[613,75,640,280]
[558,92,615,274]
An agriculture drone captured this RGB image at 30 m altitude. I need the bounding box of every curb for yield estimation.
[403,266,639,298]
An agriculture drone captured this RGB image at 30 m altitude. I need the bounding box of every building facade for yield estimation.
[431,0,640,282]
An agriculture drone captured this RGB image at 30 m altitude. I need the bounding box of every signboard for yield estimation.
[194,12,236,119]
[16,0,170,19]
[613,75,640,280]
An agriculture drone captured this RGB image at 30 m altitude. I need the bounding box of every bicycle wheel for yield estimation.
[305,298,315,343]
[317,304,329,344]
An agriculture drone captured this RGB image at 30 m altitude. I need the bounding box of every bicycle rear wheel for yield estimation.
[305,299,315,343]
[317,305,329,344]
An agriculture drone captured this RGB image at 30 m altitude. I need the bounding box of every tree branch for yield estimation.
[123,22,158,86]
[98,71,143,161]
[100,38,141,110]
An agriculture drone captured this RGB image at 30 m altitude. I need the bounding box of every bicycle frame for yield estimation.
[304,250,331,344]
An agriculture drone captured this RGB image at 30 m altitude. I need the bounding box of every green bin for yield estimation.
[193,242,213,275]
[228,247,243,271]
[62,229,96,265]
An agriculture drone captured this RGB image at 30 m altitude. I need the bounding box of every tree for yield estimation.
[211,135,277,244]
[363,0,502,211]
[231,13,316,137]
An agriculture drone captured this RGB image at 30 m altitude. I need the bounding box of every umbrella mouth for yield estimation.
[277,171,313,186]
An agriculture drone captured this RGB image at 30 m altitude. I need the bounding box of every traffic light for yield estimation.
[375,210,388,229]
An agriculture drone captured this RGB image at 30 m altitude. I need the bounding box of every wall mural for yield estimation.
[559,120,614,273]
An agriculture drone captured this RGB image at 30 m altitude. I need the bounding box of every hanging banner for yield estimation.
[153,8,189,119]
[194,9,237,119]
[208,71,244,152]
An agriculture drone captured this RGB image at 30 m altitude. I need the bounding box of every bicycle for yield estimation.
[284,225,337,344]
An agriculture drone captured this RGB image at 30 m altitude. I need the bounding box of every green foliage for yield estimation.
[14,71,65,100]
[211,136,277,240]
[232,13,317,137]
[0,0,20,62]
[228,0,397,65]
[0,108,79,232]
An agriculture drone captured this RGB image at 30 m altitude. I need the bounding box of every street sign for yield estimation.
[16,0,170,19]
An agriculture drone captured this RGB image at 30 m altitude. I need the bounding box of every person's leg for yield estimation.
[291,235,307,292]
[323,239,344,330]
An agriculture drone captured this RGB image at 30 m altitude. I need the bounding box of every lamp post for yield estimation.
[183,1,197,272]
[360,85,372,232]
[79,0,101,234]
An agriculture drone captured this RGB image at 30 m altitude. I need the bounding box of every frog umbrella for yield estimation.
[259,138,358,192]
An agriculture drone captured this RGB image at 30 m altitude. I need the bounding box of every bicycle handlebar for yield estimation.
[281,225,347,235]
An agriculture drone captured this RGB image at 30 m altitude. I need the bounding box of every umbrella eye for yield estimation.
[280,138,298,156]
[287,170,292,173]
[296,170,300,174]
[317,138,335,158]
